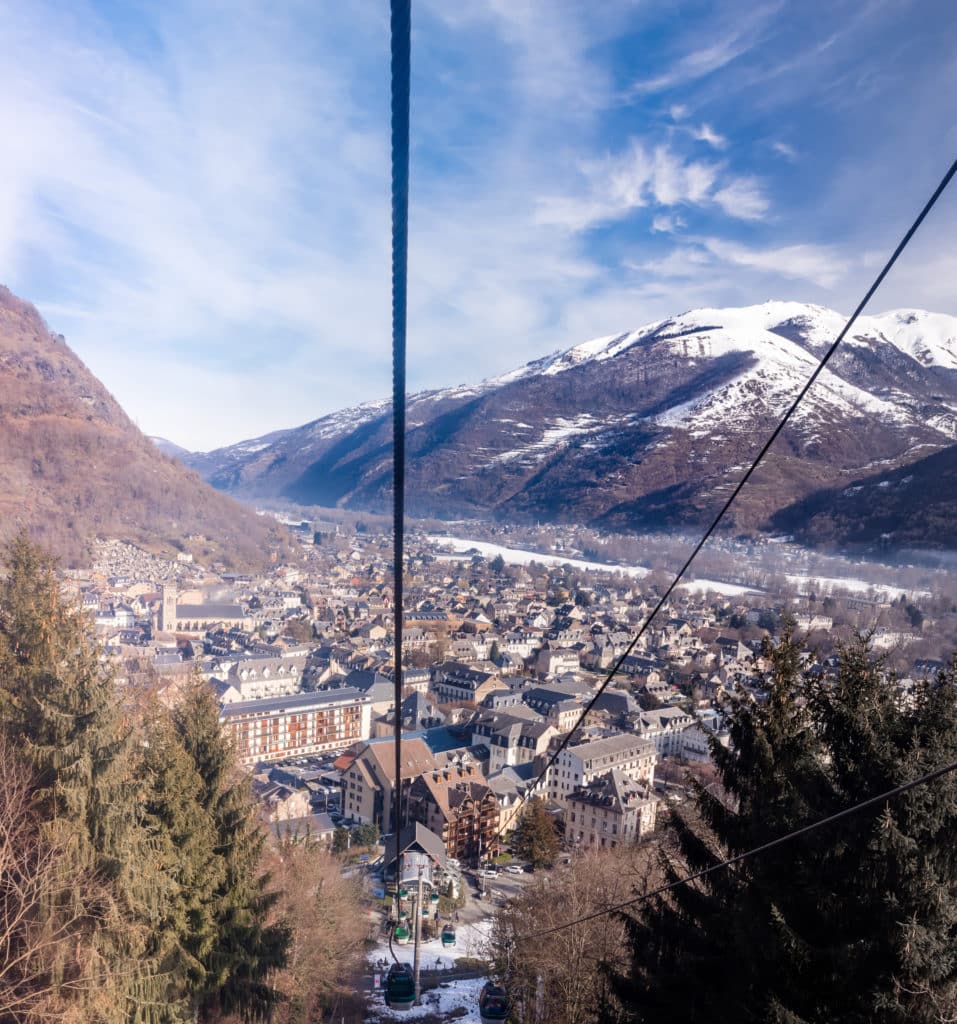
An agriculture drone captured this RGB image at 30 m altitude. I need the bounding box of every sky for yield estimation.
[2,0,957,451]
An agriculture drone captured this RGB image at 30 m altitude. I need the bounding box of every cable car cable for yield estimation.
[489,154,957,851]
[389,0,411,944]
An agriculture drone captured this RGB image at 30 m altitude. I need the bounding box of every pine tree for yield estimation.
[512,797,559,868]
[0,533,177,1022]
[615,633,957,1023]
[172,678,291,1022]
[141,701,224,1019]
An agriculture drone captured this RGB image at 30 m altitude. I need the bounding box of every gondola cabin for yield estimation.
[394,923,411,945]
[478,982,510,1022]
[385,962,416,1011]
[441,923,456,947]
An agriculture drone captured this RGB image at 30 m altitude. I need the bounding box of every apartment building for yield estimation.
[221,687,371,766]
[567,769,657,848]
[547,733,656,803]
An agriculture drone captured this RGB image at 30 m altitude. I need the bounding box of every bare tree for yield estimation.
[490,845,662,1024]
[0,735,105,1023]
[266,839,368,1024]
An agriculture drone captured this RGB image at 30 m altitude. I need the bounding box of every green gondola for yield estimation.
[398,886,409,898]
[429,890,440,904]
[479,982,510,1022]
[385,962,415,1010]
[441,924,456,947]
[394,923,411,945]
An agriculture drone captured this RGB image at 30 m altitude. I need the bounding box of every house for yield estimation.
[471,711,557,773]
[430,661,507,705]
[535,647,581,678]
[522,686,583,733]
[566,769,657,849]
[341,737,440,832]
[486,762,547,834]
[252,780,312,822]
[407,762,501,865]
[271,812,337,847]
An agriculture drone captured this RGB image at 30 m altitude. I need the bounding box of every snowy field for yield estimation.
[785,574,929,600]
[677,578,760,596]
[429,536,648,577]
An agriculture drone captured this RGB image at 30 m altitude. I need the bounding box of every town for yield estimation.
[69,522,941,852]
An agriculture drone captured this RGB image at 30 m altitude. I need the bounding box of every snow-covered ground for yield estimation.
[678,578,760,596]
[428,536,648,578]
[785,573,929,600]
[370,975,488,1022]
[366,919,494,1022]
[368,918,491,971]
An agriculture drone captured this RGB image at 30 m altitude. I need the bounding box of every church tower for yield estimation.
[161,585,178,633]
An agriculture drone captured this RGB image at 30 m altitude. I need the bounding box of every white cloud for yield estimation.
[669,103,689,120]
[712,178,771,220]
[701,238,846,287]
[651,213,686,233]
[536,140,764,231]
[771,141,798,161]
[630,37,751,95]
[693,123,728,149]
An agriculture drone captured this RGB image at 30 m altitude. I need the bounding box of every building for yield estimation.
[341,737,440,833]
[637,706,695,756]
[220,687,372,766]
[522,686,582,733]
[471,711,557,773]
[567,769,657,849]
[547,733,657,804]
[430,661,507,705]
[159,584,252,635]
[407,761,501,865]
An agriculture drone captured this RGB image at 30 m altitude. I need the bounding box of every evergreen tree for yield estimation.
[0,533,177,1022]
[615,633,957,1023]
[512,797,559,868]
[172,679,291,1022]
[141,701,224,1019]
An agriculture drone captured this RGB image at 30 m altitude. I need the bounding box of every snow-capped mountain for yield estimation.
[185,301,957,547]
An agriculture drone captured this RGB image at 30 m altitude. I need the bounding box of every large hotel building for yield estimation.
[220,687,372,765]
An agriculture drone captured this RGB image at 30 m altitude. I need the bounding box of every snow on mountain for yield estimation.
[186,300,957,547]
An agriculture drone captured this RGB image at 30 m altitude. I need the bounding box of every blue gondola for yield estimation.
[478,982,510,1022]
[385,962,416,1011]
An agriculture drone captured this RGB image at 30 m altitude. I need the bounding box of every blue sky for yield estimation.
[2,0,956,450]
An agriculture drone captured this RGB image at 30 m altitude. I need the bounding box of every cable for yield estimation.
[390,0,411,908]
[514,754,957,941]
[491,155,957,848]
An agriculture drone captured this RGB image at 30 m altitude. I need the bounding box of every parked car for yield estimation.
[505,865,524,875]
[480,868,499,878]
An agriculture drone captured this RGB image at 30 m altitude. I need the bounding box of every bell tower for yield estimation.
[161,585,178,632]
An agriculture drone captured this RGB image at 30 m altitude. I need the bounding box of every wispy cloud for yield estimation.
[701,238,846,288]
[771,141,798,161]
[536,141,767,231]
[693,123,728,149]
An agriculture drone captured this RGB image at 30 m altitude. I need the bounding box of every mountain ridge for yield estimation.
[184,300,957,550]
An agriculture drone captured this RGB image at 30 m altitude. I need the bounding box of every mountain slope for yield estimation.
[769,443,957,552]
[0,286,288,568]
[186,301,957,545]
